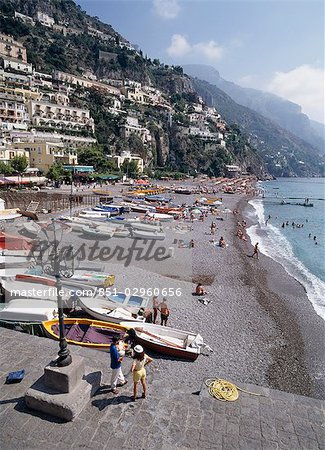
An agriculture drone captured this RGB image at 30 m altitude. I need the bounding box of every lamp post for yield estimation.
[42,219,72,367]
[69,161,75,217]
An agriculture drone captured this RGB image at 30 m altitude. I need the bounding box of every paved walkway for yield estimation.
[0,327,324,449]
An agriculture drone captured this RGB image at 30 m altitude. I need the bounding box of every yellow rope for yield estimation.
[205,378,262,402]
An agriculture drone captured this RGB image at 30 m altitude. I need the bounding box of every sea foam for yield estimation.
[247,199,325,321]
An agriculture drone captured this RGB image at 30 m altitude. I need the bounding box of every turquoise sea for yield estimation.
[247,178,325,320]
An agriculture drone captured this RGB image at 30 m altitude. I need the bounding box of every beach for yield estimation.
[2,182,325,400]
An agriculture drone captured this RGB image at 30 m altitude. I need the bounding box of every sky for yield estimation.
[76,0,324,124]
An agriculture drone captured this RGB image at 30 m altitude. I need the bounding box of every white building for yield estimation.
[108,151,144,173]
[0,92,29,132]
[120,116,152,144]
[0,56,33,74]
[36,12,55,28]
[14,11,35,26]
[27,100,95,133]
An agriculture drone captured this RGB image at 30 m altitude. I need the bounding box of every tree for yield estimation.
[0,162,13,176]
[11,155,28,187]
[120,159,139,178]
[78,147,116,173]
[46,163,67,181]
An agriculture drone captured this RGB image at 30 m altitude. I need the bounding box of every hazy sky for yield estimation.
[76,0,324,123]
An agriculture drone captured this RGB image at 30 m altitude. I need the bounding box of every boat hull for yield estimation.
[42,318,126,348]
[135,335,199,361]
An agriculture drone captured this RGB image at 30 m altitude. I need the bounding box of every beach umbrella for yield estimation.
[213,200,223,205]
[192,208,202,214]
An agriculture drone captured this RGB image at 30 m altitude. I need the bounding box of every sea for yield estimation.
[246,178,325,321]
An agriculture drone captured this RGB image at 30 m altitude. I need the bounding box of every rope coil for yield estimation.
[205,378,262,402]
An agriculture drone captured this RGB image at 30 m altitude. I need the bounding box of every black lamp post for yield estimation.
[42,219,72,367]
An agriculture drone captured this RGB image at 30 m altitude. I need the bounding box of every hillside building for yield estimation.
[27,100,95,133]
[0,56,33,74]
[13,141,78,171]
[108,151,144,173]
[0,34,27,62]
[0,92,29,131]
[120,116,152,144]
[36,12,55,28]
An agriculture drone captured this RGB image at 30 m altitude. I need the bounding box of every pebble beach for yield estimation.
[3,181,325,401]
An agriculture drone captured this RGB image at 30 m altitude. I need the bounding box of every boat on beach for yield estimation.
[79,210,111,220]
[132,229,166,240]
[120,322,202,361]
[78,296,146,323]
[0,298,58,323]
[21,221,42,237]
[82,226,114,239]
[60,216,99,231]
[43,318,126,348]
[147,212,173,222]
[107,292,149,309]
[131,221,162,232]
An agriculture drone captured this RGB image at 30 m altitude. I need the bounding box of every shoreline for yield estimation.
[238,195,325,399]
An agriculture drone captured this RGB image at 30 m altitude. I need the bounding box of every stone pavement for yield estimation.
[0,327,324,450]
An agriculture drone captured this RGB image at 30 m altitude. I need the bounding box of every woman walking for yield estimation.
[131,345,153,401]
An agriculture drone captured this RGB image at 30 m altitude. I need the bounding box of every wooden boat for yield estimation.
[79,210,110,220]
[174,188,192,195]
[120,322,202,361]
[82,226,113,239]
[132,229,165,240]
[78,296,146,323]
[122,202,155,213]
[145,195,170,202]
[156,206,182,214]
[92,190,113,199]
[147,212,173,222]
[43,318,127,349]
[0,299,58,323]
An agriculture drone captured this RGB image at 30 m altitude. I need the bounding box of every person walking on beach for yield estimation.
[131,345,153,401]
[159,297,170,326]
[110,336,127,394]
[152,295,159,324]
[252,242,259,259]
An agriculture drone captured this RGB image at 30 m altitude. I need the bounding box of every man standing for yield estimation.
[252,242,259,259]
[152,295,159,324]
[159,297,170,326]
[110,336,127,394]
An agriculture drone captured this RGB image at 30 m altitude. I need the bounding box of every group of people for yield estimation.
[110,336,153,401]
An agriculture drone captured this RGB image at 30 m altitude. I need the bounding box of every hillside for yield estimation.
[183,64,325,155]
[192,78,325,177]
[0,0,322,178]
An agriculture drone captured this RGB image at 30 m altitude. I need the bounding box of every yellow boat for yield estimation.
[42,318,127,349]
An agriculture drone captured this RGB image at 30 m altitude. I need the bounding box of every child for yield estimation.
[131,345,153,401]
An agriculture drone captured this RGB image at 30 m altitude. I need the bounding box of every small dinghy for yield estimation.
[132,229,165,240]
[21,221,42,237]
[147,212,173,222]
[82,226,114,239]
[121,322,203,361]
[79,296,146,323]
[79,210,110,221]
[43,318,127,348]
[0,299,58,323]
